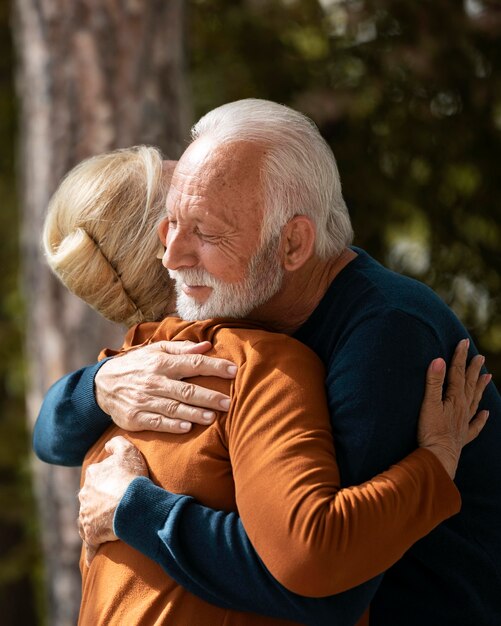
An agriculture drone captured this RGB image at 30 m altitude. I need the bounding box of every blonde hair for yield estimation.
[43,146,174,326]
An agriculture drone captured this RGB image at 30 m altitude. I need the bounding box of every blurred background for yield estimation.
[1,0,500,624]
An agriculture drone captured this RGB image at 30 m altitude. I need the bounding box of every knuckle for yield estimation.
[147,415,162,430]
[141,374,158,393]
[165,400,180,417]
[133,389,149,406]
[179,384,195,401]
[190,353,205,369]
[427,380,442,390]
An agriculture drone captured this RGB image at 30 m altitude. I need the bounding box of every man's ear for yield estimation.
[281,216,316,271]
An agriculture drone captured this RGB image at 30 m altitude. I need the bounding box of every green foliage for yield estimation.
[189,0,501,373]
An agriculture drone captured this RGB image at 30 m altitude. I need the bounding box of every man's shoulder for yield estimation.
[326,249,455,331]
[297,249,462,362]
[341,248,445,313]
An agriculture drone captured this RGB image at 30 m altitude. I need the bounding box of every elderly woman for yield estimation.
[37,145,488,626]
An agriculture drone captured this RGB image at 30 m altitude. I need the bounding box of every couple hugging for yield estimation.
[35,99,500,626]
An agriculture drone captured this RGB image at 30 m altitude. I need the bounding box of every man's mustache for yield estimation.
[168,268,221,289]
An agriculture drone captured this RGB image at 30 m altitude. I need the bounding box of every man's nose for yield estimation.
[162,227,198,270]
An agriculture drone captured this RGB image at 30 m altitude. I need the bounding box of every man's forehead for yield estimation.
[166,138,266,214]
[180,136,214,168]
[178,138,265,183]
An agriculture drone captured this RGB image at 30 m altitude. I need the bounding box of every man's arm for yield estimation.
[115,477,379,626]
[33,360,112,466]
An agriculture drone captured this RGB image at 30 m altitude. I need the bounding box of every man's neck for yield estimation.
[250,247,357,334]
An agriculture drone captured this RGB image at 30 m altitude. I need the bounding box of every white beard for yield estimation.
[168,237,284,321]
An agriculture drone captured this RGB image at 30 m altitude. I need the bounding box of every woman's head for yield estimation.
[43,146,175,326]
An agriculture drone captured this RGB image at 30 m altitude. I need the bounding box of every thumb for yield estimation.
[156,340,213,355]
[423,358,446,406]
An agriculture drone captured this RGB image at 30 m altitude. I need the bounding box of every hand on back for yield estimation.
[418,338,491,478]
[95,340,237,434]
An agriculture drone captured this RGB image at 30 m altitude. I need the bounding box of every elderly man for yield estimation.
[35,99,501,626]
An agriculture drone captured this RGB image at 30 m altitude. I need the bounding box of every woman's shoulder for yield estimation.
[216,324,325,377]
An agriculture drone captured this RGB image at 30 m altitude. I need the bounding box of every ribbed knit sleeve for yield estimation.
[33,360,112,466]
[113,477,378,626]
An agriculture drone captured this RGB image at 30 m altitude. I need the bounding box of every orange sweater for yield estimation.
[79,317,460,626]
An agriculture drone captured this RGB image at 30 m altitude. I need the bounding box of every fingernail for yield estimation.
[463,338,470,349]
[485,374,492,384]
[219,398,231,410]
[227,365,237,376]
[202,411,215,422]
[180,422,192,431]
[432,358,445,372]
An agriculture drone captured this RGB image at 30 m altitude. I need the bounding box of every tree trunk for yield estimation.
[12,1,189,623]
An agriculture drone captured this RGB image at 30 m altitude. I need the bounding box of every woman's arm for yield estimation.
[226,336,487,597]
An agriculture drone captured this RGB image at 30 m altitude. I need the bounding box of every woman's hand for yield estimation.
[94,340,237,434]
[78,436,148,566]
[418,339,492,478]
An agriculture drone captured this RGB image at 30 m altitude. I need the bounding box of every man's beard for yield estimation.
[168,236,284,321]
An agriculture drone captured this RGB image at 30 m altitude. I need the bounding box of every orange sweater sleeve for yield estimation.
[226,335,461,597]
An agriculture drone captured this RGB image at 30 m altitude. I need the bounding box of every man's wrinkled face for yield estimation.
[160,138,284,321]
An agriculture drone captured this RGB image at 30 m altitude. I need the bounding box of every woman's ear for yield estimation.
[280,216,316,271]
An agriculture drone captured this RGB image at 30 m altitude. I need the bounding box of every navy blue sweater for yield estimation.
[34,248,501,626]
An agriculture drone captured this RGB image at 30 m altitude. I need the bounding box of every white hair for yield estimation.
[191,98,353,258]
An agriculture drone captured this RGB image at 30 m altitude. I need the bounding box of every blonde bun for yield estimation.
[43,146,174,326]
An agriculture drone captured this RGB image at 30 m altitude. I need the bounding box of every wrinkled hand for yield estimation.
[78,436,148,566]
[95,340,237,434]
[418,339,491,479]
